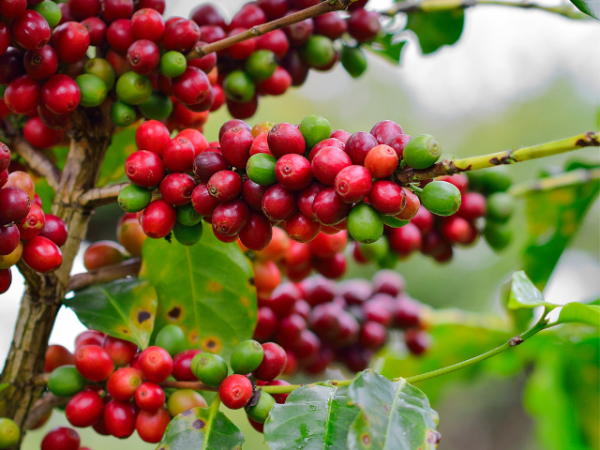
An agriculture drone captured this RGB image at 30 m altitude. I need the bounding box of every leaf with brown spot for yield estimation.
[64,278,157,349]
[143,230,256,361]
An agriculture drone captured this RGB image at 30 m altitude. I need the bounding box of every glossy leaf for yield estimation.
[556,302,600,327]
[522,172,599,289]
[64,278,157,348]
[264,384,358,450]
[569,0,600,19]
[156,406,244,450]
[347,370,440,450]
[507,270,556,311]
[98,126,137,187]
[366,33,407,64]
[142,231,256,360]
[405,10,464,54]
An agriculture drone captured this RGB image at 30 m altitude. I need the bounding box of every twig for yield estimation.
[24,393,68,430]
[508,167,600,196]
[160,380,220,392]
[12,138,62,191]
[394,131,599,184]
[67,258,142,292]
[79,182,129,208]
[186,0,358,60]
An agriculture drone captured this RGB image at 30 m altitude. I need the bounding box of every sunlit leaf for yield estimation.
[97,126,137,187]
[405,9,464,54]
[507,271,556,310]
[366,33,407,64]
[569,0,600,19]
[556,302,600,327]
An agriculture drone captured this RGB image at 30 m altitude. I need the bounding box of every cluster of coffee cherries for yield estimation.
[193,0,379,119]
[253,269,430,376]
[0,143,68,294]
[353,171,515,265]
[0,419,92,450]
[120,115,462,255]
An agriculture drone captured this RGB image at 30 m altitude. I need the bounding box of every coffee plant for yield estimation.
[0,0,597,448]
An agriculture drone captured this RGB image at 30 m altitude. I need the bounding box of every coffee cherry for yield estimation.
[347,203,384,244]
[364,145,399,179]
[421,181,461,216]
[212,200,250,236]
[159,173,195,206]
[370,181,406,216]
[358,237,389,262]
[110,101,137,126]
[136,408,171,443]
[138,346,173,383]
[12,10,51,51]
[173,222,204,246]
[40,74,80,116]
[223,70,256,104]
[387,134,411,159]
[262,184,298,221]
[0,144,9,173]
[308,231,347,258]
[103,336,138,367]
[0,0,26,19]
[246,391,275,424]
[410,207,434,234]
[81,17,107,46]
[285,212,321,243]
[220,127,254,169]
[139,0,165,13]
[231,340,264,375]
[170,349,202,381]
[239,211,273,251]
[190,184,218,217]
[136,120,170,157]
[107,367,143,401]
[284,13,314,47]
[300,35,335,68]
[483,222,512,251]
[296,183,324,218]
[345,131,378,166]
[118,183,152,213]
[405,329,431,355]
[347,8,381,43]
[154,324,186,356]
[219,374,253,409]
[486,192,515,223]
[163,19,200,52]
[252,342,286,381]
[275,154,312,190]
[268,123,306,159]
[65,390,104,428]
[1,268,12,292]
[75,74,108,108]
[141,200,176,238]
[0,241,22,270]
[173,67,211,106]
[47,365,85,397]
[192,353,228,386]
[246,50,278,82]
[41,427,80,450]
[457,192,486,221]
[68,0,101,20]
[74,344,114,381]
[135,382,166,412]
[5,75,41,115]
[341,45,367,78]
[254,307,278,341]
[0,418,19,449]
[52,22,90,64]
[334,165,372,203]
[0,225,20,256]
[396,188,420,221]
[117,215,146,257]
[167,389,207,416]
[131,8,165,42]
[247,153,277,186]
[312,188,351,226]
[231,3,267,29]
[389,223,422,256]
[24,45,58,81]
[44,345,75,373]
[104,400,136,438]
[24,117,63,149]
[440,216,478,245]
[116,71,152,105]
[359,321,387,350]
[22,236,62,273]
[125,151,165,188]
[311,147,352,186]
[403,134,441,169]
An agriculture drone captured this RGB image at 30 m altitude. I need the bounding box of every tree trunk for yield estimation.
[0,105,114,448]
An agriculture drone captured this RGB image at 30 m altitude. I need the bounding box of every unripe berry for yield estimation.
[192,353,228,386]
[247,391,275,424]
[0,418,19,449]
[231,340,264,375]
[396,188,421,221]
[247,153,277,186]
[403,134,442,169]
[486,192,515,223]
[167,389,207,416]
[421,181,462,217]
[347,203,384,244]
[47,365,86,397]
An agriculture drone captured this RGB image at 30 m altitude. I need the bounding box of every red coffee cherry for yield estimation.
[438,174,469,194]
[219,119,252,140]
[42,74,81,115]
[370,181,406,216]
[268,123,306,159]
[285,213,321,243]
[22,236,62,273]
[135,382,166,412]
[191,183,220,216]
[81,17,107,46]
[75,344,114,381]
[364,145,399,179]
[44,344,75,373]
[75,330,105,349]
[252,342,287,381]
[308,231,347,258]
[275,314,306,346]
[65,390,104,428]
[388,134,412,159]
[103,400,136,438]
[275,154,312,191]
[136,120,170,157]
[12,10,51,51]
[17,203,45,240]
[284,14,314,47]
[0,224,20,256]
[370,120,404,145]
[267,282,300,317]
[212,199,250,237]
[220,127,254,169]
[345,131,378,166]
[106,19,135,53]
[159,173,195,206]
[178,129,208,156]
[218,374,253,409]
[262,184,298,221]
[207,170,243,202]
[239,211,273,251]
[23,117,63,149]
[389,223,422,257]
[410,207,434,234]
[256,66,292,96]
[334,165,372,203]
[141,200,176,239]
[172,67,211,106]
[405,329,431,355]
[0,0,27,19]
[0,268,10,294]
[241,178,269,211]
[4,75,41,115]
[172,349,203,381]
[440,216,479,245]
[125,150,165,187]
[193,152,229,183]
[163,19,200,52]
[103,0,134,22]
[136,408,171,443]
[107,367,144,401]
[52,22,90,64]
[256,29,290,59]
[127,39,160,75]
[254,307,278,341]
[458,192,487,220]
[396,188,420,221]
[24,45,59,80]
[372,270,405,296]
[293,329,321,361]
[138,346,173,383]
[131,8,165,42]
[227,27,257,60]
[191,3,226,28]
[347,8,381,43]
[359,321,388,350]
[312,188,351,226]
[308,138,345,162]
[330,129,351,144]
[41,427,80,450]
[68,0,101,20]
[102,336,138,367]
[163,136,196,173]
[297,182,324,218]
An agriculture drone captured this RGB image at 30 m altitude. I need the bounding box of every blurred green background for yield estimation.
[19,1,600,449]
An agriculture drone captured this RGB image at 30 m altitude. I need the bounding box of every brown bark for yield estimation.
[0,104,115,448]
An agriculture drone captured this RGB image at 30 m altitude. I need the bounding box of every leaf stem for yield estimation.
[508,168,600,196]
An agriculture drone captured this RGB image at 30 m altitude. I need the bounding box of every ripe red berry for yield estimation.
[252,342,287,381]
[163,19,200,52]
[311,147,352,186]
[254,307,278,341]
[219,120,251,141]
[275,154,312,190]
[22,236,62,273]
[191,183,220,216]
[388,134,411,159]
[24,46,58,80]
[136,408,171,443]
[74,344,114,381]
[127,39,160,75]
[370,120,404,145]
[102,336,138,367]
[5,75,41,115]
[347,8,381,43]
[172,349,203,381]
[314,252,347,279]
[256,29,290,59]
[65,390,104,428]
[359,321,387,350]
[44,345,75,373]
[405,329,431,355]
[107,367,143,401]
[191,4,226,28]
[207,170,242,202]
[212,199,250,236]
[0,268,11,293]
[312,188,351,226]
[241,179,268,211]
[41,427,80,450]
[125,150,165,187]
[220,127,254,169]
[138,346,173,383]
[267,123,306,159]
[256,66,292,96]
[136,120,170,157]
[131,8,165,42]
[75,330,105,349]
[345,131,378,166]
[457,192,487,220]
[370,181,406,215]
[227,27,257,60]
[39,214,68,247]
[230,3,267,29]
[284,15,314,47]
[172,67,211,106]
[0,0,26,19]
[163,136,196,173]
[42,74,81,115]
[285,212,321,243]
[307,138,344,162]
[12,10,51,51]
[141,200,176,239]
[438,174,469,194]
[440,216,478,245]
[0,224,20,256]
[24,117,63,149]
[68,0,101,19]
[239,211,273,251]
[52,22,90,64]
[396,188,420,221]
[262,184,298,221]
[178,129,208,156]
[219,374,254,409]
[81,17,107,46]
[135,382,166,412]
[334,165,372,203]
[106,19,135,53]
[193,152,229,183]
[103,400,136,438]
[103,0,133,22]
[17,203,45,241]
[389,223,422,257]
[159,173,195,206]
[308,231,347,258]
[267,282,300,317]
[293,329,321,361]
[297,182,324,218]
[364,144,399,179]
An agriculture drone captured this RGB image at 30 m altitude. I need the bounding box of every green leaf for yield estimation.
[64,278,157,349]
[347,370,440,450]
[142,231,256,360]
[522,173,600,289]
[156,406,244,450]
[365,34,407,65]
[405,9,464,54]
[264,384,359,450]
[569,0,600,19]
[97,126,137,187]
[556,302,600,327]
[507,271,555,311]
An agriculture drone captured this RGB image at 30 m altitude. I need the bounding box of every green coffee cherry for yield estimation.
[110,101,137,127]
[486,192,515,223]
[32,1,61,28]
[177,204,202,226]
[403,134,442,169]
[245,50,277,82]
[341,45,367,79]
[116,71,153,105]
[139,91,173,120]
[173,222,203,246]
[421,181,461,217]
[75,74,107,108]
[48,365,86,397]
[192,353,228,387]
[483,222,512,251]
[360,235,389,262]
[480,168,512,194]
[299,114,331,150]
[84,58,116,90]
[246,392,275,423]
[300,35,335,68]
[246,154,277,186]
[348,203,384,244]
[382,215,409,228]
[223,70,255,104]
[155,324,186,357]
[0,418,20,449]
[160,51,187,78]
[167,389,207,417]
[118,184,152,213]
[377,251,398,270]
[231,340,264,374]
